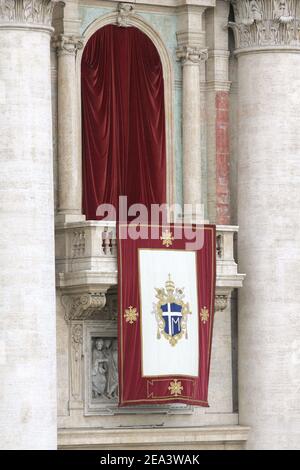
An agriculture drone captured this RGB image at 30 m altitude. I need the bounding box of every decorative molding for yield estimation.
[176,45,208,64]
[62,292,106,321]
[116,2,135,27]
[52,34,83,56]
[70,322,84,407]
[229,0,300,50]
[0,0,58,27]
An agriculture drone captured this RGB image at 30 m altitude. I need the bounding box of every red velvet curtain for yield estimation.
[81,25,166,220]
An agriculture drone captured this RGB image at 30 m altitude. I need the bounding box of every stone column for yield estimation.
[54,34,83,221]
[176,6,207,222]
[230,0,300,449]
[0,1,57,449]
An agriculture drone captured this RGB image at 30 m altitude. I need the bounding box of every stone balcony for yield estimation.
[55,221,245,320]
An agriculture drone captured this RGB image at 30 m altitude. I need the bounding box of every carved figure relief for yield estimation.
[91,337,118,401]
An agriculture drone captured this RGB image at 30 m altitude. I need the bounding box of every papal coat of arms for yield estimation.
[154,274,191,347]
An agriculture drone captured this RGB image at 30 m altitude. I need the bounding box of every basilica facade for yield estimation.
[0,0,299,450]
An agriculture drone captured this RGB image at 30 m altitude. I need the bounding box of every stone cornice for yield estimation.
[0,0,58,30]
[229,0,300,51]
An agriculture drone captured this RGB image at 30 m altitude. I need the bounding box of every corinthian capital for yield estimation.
[0,0,58,28]
[229,0,300,50]
[176,45,208,65]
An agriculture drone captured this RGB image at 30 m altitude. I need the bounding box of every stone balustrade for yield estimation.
[55,221,244,318]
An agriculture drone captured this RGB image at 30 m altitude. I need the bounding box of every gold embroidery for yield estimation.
[124,306,139,324]
[168,379,183,397]
[160,229,174,248]
[200,306,209,324]
[155,274,191,347]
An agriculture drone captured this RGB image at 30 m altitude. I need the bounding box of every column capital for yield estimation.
[176,45,208,64]
[52,34,83,56]
[0,0,58,30]
[229,0,300,52]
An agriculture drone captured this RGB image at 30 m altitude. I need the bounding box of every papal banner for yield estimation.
[118,223,216,407]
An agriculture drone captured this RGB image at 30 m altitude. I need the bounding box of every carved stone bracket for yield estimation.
[215,294,230,312]
[176,45,208,65]
[62,292,106,321]
[0,0,58,27]
[52,34,83,56]
[116,2,135,27]
[229,0,300,50]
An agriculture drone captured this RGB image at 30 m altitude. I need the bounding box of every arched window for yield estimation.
[81,24,167,220]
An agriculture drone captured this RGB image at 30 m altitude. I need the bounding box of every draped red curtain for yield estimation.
[81,25,166,220]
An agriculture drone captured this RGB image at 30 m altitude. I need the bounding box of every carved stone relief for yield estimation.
[116,2,135,27]
[91,337,118,402]
[62,292,106,321]
[84,321,192,416]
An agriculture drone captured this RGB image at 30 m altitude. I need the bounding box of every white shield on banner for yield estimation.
[138,249,199,377]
